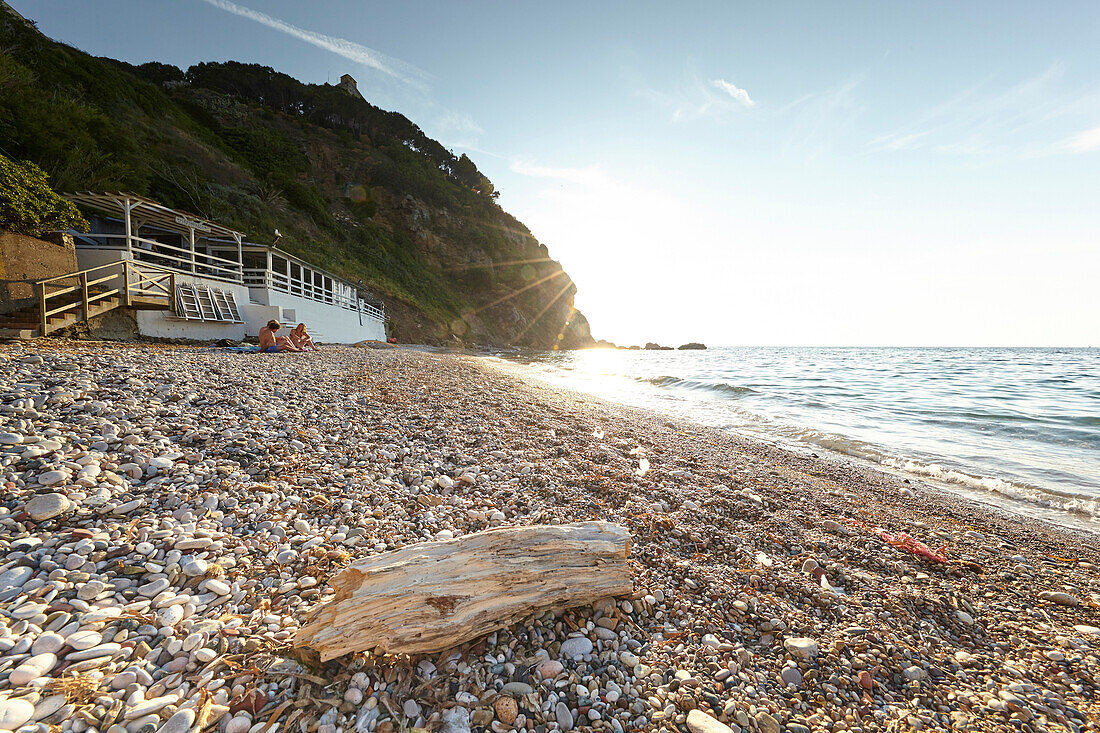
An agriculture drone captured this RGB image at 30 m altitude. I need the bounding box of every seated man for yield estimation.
[289,322,318,351]
[257,320,300,352]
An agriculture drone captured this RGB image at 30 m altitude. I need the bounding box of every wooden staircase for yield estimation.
[0,260,176,339]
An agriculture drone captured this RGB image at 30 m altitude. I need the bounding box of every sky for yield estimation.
[13,0,1100,346]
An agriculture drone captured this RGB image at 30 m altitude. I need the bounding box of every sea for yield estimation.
[499,347,1100,533]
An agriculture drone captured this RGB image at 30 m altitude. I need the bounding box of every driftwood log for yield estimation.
[295,521,632,659]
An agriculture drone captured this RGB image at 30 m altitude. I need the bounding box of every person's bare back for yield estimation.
[258,320,299,352]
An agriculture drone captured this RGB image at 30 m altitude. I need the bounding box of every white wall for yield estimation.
[246,288,386,343]
[74,249,386,344]
[134,273,255,341]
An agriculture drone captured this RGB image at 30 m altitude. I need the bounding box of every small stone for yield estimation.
[403,699,421,718]
[157,707,196,733]
[1039,591,1079,607]
[32,632,65,655]
[26,492,72,520]
[559,636,593,659]
[157,605,185,627]
[67,642,121,662]
[780,666,802,686]
[0,432,22,445]
[537,659,564,678]
[685,711,736,733]
[65,629,103,650]
[125,694,179,719]
[204,579,231,596]
[33,693,66,721]
[494,696,518,724]
[37,470,67,487]
[0,698,35,730]
[755,711,781,733]
[225,715,252,733]
[78,579,106,600]
[858,670,873,689]
[555,702,574,731]
[181,558,208,577]
[956,610,975,625]
[783,637,818,659]
[501,682,534,697]
[10,652,57,685]
[440,707,471,733]
[903,665,927,682]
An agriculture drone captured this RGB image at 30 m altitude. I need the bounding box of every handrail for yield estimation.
[36,259,179,286]
[36,260,177,335]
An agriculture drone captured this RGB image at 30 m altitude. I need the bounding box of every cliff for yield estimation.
[0,8,592,348]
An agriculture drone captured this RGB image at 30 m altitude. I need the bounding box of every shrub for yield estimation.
[0,153,88,236]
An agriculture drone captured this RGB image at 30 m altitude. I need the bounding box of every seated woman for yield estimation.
[258,320,300,352]
[289,323,318,351]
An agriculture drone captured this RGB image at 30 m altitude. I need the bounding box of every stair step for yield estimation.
[0,328,39,339]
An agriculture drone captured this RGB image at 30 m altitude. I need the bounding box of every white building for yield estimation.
[62,192,387,343]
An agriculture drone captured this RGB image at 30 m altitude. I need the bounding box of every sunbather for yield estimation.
[289,322,318,351]
[258,320,299,352]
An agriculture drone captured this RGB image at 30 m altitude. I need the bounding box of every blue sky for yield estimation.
[15,0,1100,346]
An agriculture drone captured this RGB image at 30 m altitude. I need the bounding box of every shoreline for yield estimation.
[0,342,1097,733]
[485,354,1100,545]
[489,351,1100,538]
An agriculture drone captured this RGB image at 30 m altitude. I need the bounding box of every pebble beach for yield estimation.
[0,342,1097,733]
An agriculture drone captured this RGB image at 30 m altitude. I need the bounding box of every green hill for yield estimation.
[0,7,592,348]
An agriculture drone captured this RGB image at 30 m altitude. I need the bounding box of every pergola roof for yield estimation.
[64,192,244,239]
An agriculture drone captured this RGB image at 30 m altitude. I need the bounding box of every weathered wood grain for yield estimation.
[294,521,632,659]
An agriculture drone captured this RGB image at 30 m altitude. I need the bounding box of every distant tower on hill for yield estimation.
[338,74,364,100]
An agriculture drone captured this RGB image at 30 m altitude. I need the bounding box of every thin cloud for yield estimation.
[510,160,608,187]
[198,0,428,88]
[633,64,757,122]
[711,79,755,107]
[429,110,485,150]
[1060,125,1100,153]
[867,65,1100,157]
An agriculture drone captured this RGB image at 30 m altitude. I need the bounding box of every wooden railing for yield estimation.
[36,260,176,335]
[70,232,243,283]
[242,268,386,321]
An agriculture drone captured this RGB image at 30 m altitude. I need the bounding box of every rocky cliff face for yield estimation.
[0,8,592,348]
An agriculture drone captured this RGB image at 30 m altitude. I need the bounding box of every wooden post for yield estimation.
[80,271,89,320]
[170,273,177,314]
[38,283,47,336]
[123,199,134,258]
[122,261,131,307]
[233,233,243,282]
[188,227,196,275]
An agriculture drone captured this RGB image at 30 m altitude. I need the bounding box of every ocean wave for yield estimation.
[880,458,1100,518]
[638,375,757,396]
[779,427,1100,518]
